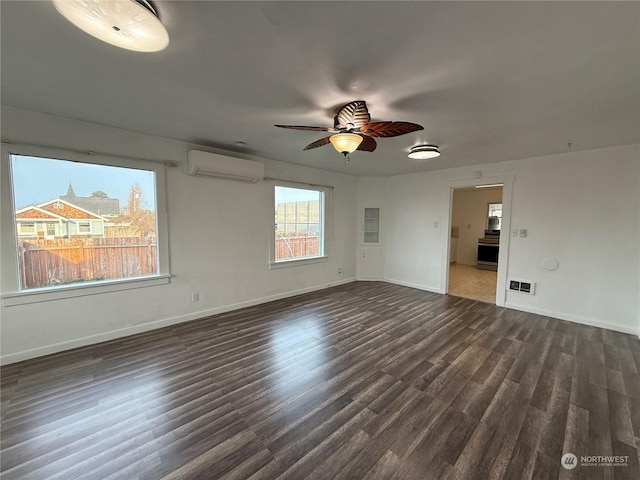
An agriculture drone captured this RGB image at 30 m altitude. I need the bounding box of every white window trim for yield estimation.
[18,222,36,234]
[269,255,328,270]
[1,143,171,303]
[2,274,171,306]
[77,221,92,234]
[269,181,331,268]
[45,222,57,237]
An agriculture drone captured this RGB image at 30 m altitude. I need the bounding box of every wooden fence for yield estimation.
[18,238,157,289]
[18,233,317,289]
[275,232,319,261]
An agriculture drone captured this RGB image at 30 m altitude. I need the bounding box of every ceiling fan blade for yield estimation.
[357,135,377,152]
[360,121,424,137]
[334,101,371,129]
[303,136,332,150]
[274,124,334,132]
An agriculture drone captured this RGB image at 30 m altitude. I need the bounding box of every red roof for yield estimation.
[39,200,101,220]
[16,207,58,220]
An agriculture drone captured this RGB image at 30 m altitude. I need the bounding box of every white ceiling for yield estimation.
[1,1,638,176]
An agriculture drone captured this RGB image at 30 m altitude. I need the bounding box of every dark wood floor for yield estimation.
[2,282,639,479]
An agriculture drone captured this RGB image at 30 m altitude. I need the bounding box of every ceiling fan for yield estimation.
[275,100,424,157]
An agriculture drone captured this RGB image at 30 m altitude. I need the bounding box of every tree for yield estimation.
[90,190,108,198]
[126,183,144,217]
[116,184,155,237]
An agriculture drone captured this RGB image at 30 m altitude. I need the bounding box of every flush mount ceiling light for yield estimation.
[329,133,363,156]
[52,0,169,52]
[408,144,440,160]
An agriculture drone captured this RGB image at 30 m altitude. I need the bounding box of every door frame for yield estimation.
[440,174,514,306]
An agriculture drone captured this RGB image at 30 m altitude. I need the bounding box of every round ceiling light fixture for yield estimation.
[52,0,169,52]
[408,144,440,160]
[329,133,363,156]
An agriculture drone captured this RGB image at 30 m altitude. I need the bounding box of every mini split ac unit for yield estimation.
[186,150,264,183]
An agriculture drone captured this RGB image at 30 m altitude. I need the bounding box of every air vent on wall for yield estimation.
[508,280,536,295]
[187,150,264,183]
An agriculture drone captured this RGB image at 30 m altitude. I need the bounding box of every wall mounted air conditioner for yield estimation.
[187,150,264,183]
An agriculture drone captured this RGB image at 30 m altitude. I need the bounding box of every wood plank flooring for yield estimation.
[2,281,639,479]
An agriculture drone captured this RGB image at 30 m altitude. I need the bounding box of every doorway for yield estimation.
[447,185,503,303]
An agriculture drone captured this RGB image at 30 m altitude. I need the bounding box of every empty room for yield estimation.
[1,1,639,479]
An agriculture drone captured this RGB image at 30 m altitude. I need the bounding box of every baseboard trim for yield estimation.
[383,277,442,294]
[1,277,357,365]
[504,301,639,337]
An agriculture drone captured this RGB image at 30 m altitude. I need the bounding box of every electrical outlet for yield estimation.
[191,292,199,302]
[519,229,528,238]
[508,280,535,295]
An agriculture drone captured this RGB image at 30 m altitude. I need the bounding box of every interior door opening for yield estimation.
[447,185,503,304]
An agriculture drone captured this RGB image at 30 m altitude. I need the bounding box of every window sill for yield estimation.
[269,256,328,270]
[1,274,171,306]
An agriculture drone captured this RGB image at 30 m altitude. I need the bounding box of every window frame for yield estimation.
[1,143,171,306]
[77,221,92,234]
[269,182,330,269]
[45,222,57,237]
[19,222,36,235]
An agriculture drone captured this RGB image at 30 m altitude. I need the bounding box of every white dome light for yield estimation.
[52,0,169,52]
[408,144,440,159]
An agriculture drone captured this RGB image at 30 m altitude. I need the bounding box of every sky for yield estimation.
[10,155,156,211]
[275,186,320,205]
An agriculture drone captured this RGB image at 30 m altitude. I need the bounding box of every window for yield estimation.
[5,152,167,294]
[46,222,56,236]
[274,186,324,263]
[19,222,35,234]
[488,203,502,218]
[487,203,502,230]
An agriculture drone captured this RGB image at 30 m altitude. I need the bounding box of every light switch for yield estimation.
[512,229,518,237]
[433,220,439,228]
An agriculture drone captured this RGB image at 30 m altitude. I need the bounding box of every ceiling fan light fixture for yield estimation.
[408,144,440,160]
[330,133,363,155]
[52,0,169,52]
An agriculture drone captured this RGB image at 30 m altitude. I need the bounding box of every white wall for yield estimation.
[359,144,640,336]
[0,107,358,363]
[451,188,503,265]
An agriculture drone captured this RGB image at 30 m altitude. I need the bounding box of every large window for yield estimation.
[7,153,162,292]
[274,186,324,263]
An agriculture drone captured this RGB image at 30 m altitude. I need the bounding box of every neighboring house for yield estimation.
[15,184,120,239]
[60,184,120,218]
[15,199,106,239]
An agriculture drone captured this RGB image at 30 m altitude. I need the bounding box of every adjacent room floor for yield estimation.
[1,282,639,479]
[448,263,498,304]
